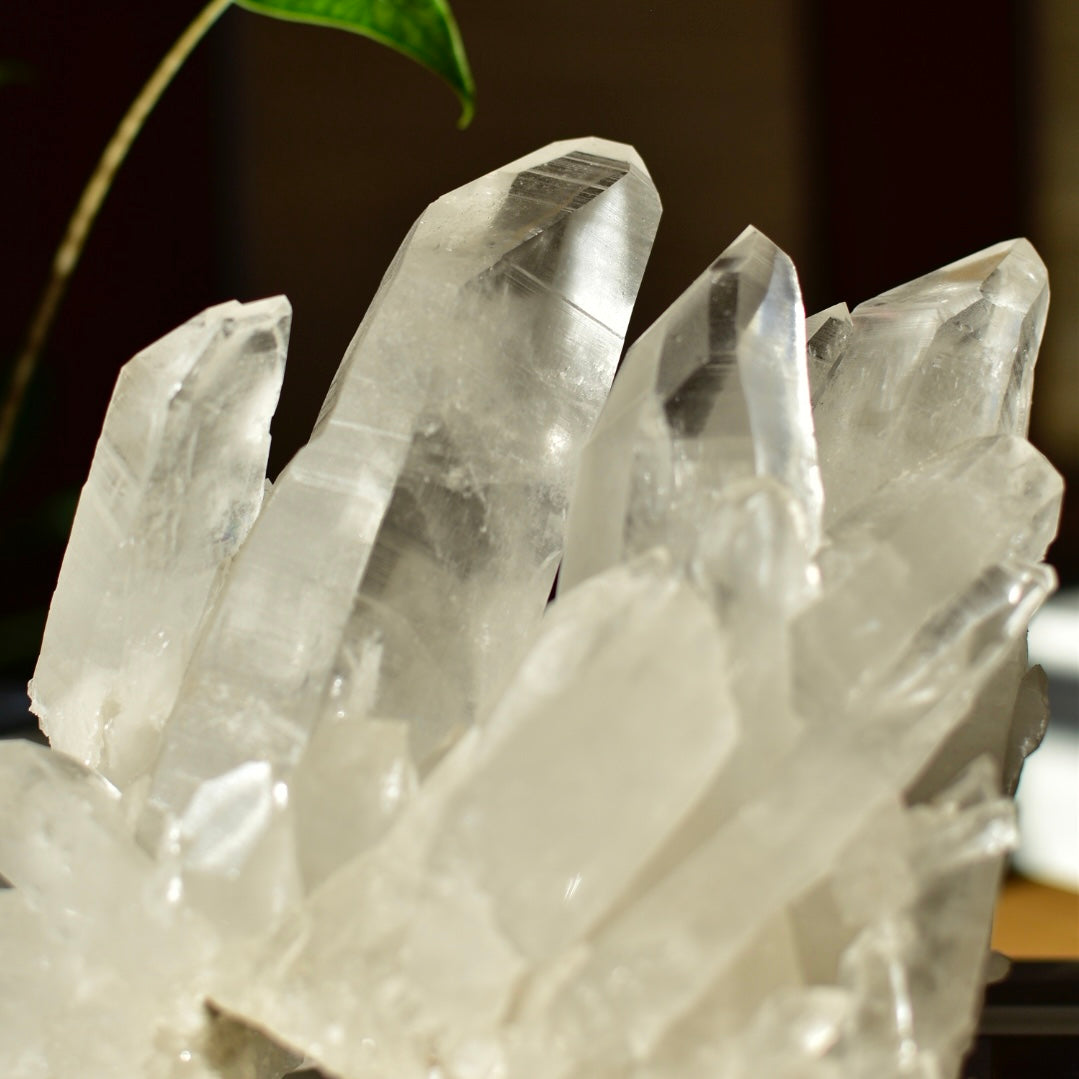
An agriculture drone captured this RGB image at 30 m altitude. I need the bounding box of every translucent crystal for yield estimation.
[1,184,1062,1079]
[142,139,662,886]
[805,301,852,405]
[290,715,417,890]
[561,225,822,593]
[28,298,290,788]
[0,741,218,1078]
[507,722,1023,1079]
[211,553,739,1078]
[794,435,1061,726]
[636,761,1014,1079]
[828,762,1015,1079]
[906,640,1048,804]
[812,239,1049,523]
[203,231,1056,1079]
[557,230,830,869]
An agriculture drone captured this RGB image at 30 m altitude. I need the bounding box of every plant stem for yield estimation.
[0,0,234,478]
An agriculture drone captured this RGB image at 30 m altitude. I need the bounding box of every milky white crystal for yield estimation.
[794,434,1061,726]
[28,298,289,788]
[0,740,223,1078]
[708,758,1017,1079]
[141,142,661,907]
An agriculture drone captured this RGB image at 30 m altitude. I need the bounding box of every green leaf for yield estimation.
[234,0,475,127]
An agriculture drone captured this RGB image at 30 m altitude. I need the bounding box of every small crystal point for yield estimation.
[813,238,1049,523]
[143,139,661,895]
[561,225,822,594]
[806,301,853,405]
[28,297,290,787]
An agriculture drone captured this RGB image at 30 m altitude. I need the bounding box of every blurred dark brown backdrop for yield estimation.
[1,0,1075,681]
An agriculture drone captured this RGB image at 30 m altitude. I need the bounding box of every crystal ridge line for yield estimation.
[29,297,289,788]
[561,225,822,592]
[143,138,662,857]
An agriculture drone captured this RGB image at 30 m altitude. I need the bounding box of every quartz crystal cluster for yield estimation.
[2,138,1061,1079]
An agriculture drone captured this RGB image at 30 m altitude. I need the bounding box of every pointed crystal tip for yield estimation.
[511,136,655,183]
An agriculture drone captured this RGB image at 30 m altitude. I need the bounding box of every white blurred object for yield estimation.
[1014,588,1079,891]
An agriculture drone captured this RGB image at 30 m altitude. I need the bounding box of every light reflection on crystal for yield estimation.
[0,156,1062,1079]
[29,297,290,788]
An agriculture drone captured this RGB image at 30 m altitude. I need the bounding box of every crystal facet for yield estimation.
[0,740,224,1078]
[210,552,740,1079]
[561,224,822,593]
[0,162,1061,1079]
[811,239,1049,523]
[142,140,661,879]
[28,298,289,788]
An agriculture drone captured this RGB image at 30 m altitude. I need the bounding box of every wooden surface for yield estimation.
[992,875,1079,958]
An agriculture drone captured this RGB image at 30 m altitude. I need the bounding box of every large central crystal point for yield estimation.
[139,137,662,920]
[1,139,1062,1079]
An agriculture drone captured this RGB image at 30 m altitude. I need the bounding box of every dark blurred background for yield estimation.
[1,0,1076,685]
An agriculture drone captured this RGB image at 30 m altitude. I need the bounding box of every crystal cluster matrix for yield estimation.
[1,139,1062,1079]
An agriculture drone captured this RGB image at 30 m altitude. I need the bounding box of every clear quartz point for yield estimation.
[28,297,290,789]
[1,178,1062,1079]
[560,225,822,595]
[141,139,661,898]
[812,239,1049,523]
[805,301,853,405]
[559,228,821,831]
